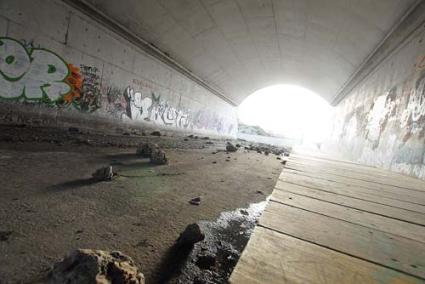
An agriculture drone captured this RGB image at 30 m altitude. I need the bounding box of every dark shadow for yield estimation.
[45,178,99,192]
[106,153,148,161]
[153,243,194,284]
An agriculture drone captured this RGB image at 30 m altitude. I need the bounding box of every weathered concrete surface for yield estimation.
[0,0,237,137]
[322,2,425,180]
[75,0,417,104]
[0,127,284,283]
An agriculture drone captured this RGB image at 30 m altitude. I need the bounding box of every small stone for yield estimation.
[92,166,114,181]
[0,231,12,241]
[276,156,281,160]
[184,138,189,141]
[196,253,216,269]
[176,223,205,247]
[226,142,237,152]
[189,197,201,205]
[68,127,80,133]
[150,148,168,165]
[264,151,270,156]
[281,160,287,165]
[150,131,161,136]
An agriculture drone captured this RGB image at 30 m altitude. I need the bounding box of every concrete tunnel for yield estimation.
[0,0,425,283]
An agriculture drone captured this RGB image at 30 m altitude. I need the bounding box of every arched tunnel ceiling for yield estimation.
[80,0,417,105]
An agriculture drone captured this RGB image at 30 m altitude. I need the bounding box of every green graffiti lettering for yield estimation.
[0,37,70,102]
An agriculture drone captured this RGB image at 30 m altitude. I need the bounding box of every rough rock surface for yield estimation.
[136,143,158,158]
[92,166,114,181]
[150,148,168,165]
[225,143,237,152]
[48,249,145,284]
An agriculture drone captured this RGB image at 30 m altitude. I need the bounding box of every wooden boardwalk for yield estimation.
[229,153,425,284]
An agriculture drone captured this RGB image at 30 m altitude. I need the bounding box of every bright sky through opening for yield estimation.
[238,85,334,143]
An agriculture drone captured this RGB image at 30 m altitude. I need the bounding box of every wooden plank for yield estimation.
[229,226,424,284]
[270,190,425,243]
[259,202,425,278]
[275,181,425,226]
[286,161,425,193]
[282,169,425,205]
[280,173,425,213]
[289,155,414,178]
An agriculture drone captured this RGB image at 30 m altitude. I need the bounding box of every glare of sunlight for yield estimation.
[238,84,334,144]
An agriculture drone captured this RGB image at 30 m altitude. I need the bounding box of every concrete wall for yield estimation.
[0,0,237,137]
[323,21,425,179]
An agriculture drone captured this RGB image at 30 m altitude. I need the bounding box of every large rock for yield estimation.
[48,249,144,284]
[150,148,168,165]
[176,223,205,248]
[136,143,158,158]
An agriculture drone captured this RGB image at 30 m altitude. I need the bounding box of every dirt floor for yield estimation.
[0,125,285,284]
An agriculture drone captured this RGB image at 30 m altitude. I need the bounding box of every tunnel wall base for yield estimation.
[0,0,237,137]
[323,24,425,180]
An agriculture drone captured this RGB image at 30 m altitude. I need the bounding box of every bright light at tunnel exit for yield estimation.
[238,85,334,144]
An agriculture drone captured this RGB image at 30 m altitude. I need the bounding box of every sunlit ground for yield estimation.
[238,85,334,145]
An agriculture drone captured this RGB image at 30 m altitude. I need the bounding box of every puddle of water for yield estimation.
[166,198,269,284]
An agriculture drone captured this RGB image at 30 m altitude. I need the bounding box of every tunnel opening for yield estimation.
[237,84,334,149]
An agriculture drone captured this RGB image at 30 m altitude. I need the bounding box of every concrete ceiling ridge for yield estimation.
[331,0,425,106]
[61,0,238,106]
[62,0,421,107]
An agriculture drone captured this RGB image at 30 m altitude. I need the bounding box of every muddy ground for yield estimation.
[0,125,286,284]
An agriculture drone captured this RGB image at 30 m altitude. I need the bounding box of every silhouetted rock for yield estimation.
[176,223,205,248]
[150,131,161,136]
[48,249,145,284]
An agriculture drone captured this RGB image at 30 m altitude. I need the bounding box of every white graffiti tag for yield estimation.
[0,37,70,101]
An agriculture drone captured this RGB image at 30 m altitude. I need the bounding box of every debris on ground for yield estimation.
[226,142,238,152]
[136,142,158,158]
[150,131,161,136]
[48,249,145,284]
[92,166,114,181]
[150,148,168,165]
[166,201,267,284]
[68,127,80,134]
[196,252,216,269]
[0,231,12,241]
[281,160,287,165]
[176,223,205,248]
[189,197,201,206]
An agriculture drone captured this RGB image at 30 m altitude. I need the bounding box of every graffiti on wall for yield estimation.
[0,37,235,135]
[102,85,234,134]
[0,37,71,103]
[0,37,101,112]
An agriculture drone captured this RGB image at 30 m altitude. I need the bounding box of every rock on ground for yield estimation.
[150,148,168,165]
[176,223,205,248]
[48,249,144,284]
[92,166,114,181]
[226,142,237,152]
[136,143,159,158]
